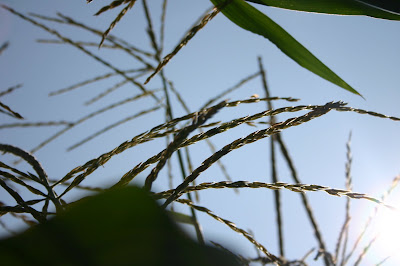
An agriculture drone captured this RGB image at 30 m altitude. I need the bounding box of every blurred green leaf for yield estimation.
[0,186,240,265]
[168,210,197,225]
[211,0,362,96]
[245,0,400,20]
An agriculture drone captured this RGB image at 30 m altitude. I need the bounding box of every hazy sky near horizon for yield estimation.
[1,1,400,265]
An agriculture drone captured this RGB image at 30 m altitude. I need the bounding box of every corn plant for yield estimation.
[1,1,400,265]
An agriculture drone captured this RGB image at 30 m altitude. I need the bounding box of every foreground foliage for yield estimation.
[1,1,400,265]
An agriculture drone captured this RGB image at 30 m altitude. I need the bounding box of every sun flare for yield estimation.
[371,202,400,263]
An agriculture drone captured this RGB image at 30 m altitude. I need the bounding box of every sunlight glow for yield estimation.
[372,202,400,264]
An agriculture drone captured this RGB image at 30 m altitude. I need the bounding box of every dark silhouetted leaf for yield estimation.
[0,186,240,265]
[211,0,362,96]
[245,0,400,20]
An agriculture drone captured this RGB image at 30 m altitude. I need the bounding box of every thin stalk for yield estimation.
[159,0,168,54]
[169,80,236,188]
[177,198,281,264]
[144,101,226,190]
[343,175,400,264]
[0,178,46,223]
[258,57,284,257]
[142,0,205,244]
[336,132,352,266]
[275,133,332,266]
[117,180,399,205]
[2,6,158,102]
[162,101,346,208]
[144,0,232,84]
[0,144,63,212]
[0,41,9,55]
[0,84,23,97]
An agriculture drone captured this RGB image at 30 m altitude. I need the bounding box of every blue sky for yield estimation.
[1,1,400,265]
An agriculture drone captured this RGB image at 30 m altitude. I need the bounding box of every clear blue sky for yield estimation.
[1,1,400,265]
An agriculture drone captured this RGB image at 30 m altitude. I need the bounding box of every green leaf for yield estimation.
[167,210,197,225]
[211,0,362,96]
[0,186,240,265]
[245,0,400,20]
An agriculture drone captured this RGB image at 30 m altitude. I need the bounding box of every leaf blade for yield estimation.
[245,0,400,20]
[211,0,362,96]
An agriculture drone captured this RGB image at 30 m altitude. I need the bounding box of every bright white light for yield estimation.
[371,203,400,264]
